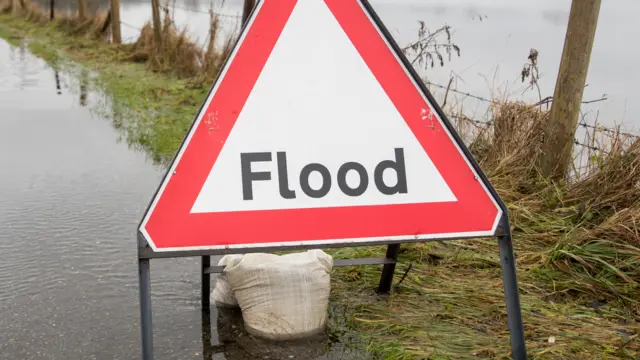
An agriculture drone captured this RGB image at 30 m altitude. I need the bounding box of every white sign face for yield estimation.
[191,0,456,213]
[139,0,502,252]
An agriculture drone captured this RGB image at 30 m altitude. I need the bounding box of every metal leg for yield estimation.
[377,243,400,294]
[201,308,213,360]
[138,258,155,360]
[201,256,211,311]
[498,229,528,359]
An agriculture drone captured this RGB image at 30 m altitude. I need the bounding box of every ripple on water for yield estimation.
[0,37,370,360]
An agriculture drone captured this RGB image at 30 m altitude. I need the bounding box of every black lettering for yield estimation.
[240,152,272,200]
[337,162,368,196]
[374,148,408,195]
[299,163,331,198]
[276,152,296,199]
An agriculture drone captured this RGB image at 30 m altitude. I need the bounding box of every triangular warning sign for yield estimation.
[139,0,503,252]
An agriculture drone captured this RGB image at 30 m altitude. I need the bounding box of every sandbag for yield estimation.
[211,254,244,308]
[225,250,333,341]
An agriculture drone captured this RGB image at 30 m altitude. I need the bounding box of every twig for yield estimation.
[403,23,460,70]
[394,263,413,288]
[534,95,609,107]
[441,77,454,109]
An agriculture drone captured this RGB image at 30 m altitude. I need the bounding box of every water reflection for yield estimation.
[54,69,62,94]
[0,37,370,360]
[201,307,367,360]
[79,69,88,106]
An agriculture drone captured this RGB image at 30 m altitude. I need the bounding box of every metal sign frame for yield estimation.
[135,1,527,359]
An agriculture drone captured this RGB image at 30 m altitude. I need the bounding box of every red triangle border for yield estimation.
[139,0,502,252]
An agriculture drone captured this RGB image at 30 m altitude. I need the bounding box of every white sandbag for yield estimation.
[211,254,244,308]
[225,250,333,341]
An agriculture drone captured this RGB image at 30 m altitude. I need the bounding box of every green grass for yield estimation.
[0,13,210,165]
[329,242,638,359]
[0,17,21,45]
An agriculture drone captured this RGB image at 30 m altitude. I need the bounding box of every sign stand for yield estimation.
[497,219,527,359]
[377,244,401,294]
[201,256,211,310]
[193,216,526,360]
[135,0,528,359]
[137,257,154,360]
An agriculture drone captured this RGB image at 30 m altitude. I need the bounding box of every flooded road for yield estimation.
[0,39,361,359]
[0,38,204,359]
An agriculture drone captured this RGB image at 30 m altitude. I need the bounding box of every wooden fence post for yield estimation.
[11,0,20,15]
[49,0,54,19]
[78,0,87,20]
[110,0,121,43]
[151,0,162,47]
[540,0,601,180]
[241,0,255,26]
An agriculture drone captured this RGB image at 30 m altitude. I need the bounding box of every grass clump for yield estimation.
[127,6,233,83]
[0,0,234,84]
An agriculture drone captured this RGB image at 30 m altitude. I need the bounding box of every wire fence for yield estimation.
[424,79,639,155]
[161,4,241,20]
[119,20,141,31]
[114,7,638,154]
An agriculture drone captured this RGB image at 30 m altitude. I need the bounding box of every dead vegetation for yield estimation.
[0,0,233,83]
[127,5,234,82]
[450,99,640,305]
[331,101,640,358]
[0,0,108,36]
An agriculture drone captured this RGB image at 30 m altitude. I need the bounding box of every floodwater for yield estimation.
[37,0,640,130]
[0,39,363,359]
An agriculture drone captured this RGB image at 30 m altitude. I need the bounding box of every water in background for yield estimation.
[30,0,640,130]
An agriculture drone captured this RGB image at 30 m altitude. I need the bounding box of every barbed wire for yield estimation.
[426,80,639,140]
[119,20,141,31]
[113,18,636,144]
[449,114,492,126]
[577,120,639,139]
[449,114,627,154]
[161,4,241,19]
[573,139,604,153]
[424,80,493,103]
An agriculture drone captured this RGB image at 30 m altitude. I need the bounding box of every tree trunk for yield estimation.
[151,0,162,47]
[110,0,121,43]
[540,0,601,180]
[78,0,87,20]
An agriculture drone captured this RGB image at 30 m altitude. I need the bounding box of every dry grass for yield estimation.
[330,100,639,359]
[468,101,639,303]
[0,0,232,82]
[1,0,107,35]
[126,5,233,82]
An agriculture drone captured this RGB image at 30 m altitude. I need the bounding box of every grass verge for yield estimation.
[0,11,216,165]
[1,9,639,360]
